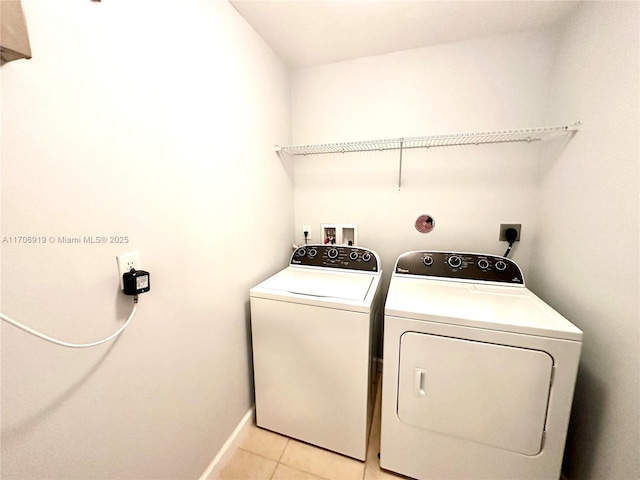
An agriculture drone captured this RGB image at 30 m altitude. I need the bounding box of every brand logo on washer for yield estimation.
[397,268,409,273]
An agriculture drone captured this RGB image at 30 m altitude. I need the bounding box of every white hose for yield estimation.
[0,301,137,348]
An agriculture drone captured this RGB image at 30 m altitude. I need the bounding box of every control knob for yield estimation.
[308,248,318,258]
[495,260,507,271]
[477,259,490,270]
[296,248,306,257]
[423,256,434,266]
[349,251,359,261]
[447,255,462,269]
[362,252,372,262]
[328,248,339,259]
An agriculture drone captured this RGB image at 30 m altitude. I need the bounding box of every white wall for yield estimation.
[0,1,292,479]
[529,2,640,479]
[292,28,560,286]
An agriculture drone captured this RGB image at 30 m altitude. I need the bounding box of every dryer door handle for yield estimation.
[414,368,427,396]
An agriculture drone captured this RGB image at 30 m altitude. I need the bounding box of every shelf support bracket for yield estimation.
[398,139,404,191]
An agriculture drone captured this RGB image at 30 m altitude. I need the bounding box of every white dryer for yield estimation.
[250,244,383,461]
[380,251,582,480]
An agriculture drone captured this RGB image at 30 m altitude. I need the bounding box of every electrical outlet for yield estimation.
[499,224,521,241]
[302,224,311,239]
[116,251,141,290]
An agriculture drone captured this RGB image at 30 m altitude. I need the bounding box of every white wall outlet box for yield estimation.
[341,226,357,246]
[321,224,358,246]
[116,251,141,290]
[303,224,312,239]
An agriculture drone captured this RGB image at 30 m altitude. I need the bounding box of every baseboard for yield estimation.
[199,407,255,480]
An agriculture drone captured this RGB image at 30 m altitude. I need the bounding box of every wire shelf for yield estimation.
[275,123,580,156]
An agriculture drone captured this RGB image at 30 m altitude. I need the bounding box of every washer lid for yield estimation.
[385,277,583,341]
[255,267,376,301]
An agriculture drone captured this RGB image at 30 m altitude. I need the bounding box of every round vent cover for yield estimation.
[415,214,435,233]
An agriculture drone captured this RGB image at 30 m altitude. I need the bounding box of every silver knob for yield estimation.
[478,259,490,270]
[447,255,462,268]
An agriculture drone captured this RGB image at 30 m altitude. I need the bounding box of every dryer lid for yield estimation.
[385,277,583,341]
[256,267,376,301]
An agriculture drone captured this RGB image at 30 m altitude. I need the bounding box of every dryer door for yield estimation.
[397,332,553,455]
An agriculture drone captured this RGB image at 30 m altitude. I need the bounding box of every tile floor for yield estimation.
[214,378,407,480]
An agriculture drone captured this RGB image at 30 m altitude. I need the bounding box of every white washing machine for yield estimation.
[250,244,383,460]
[380,251,582,480]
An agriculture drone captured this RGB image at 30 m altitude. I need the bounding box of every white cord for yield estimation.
[0,301,137,348]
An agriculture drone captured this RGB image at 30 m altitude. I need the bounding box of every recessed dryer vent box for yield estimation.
[321,224,358,246]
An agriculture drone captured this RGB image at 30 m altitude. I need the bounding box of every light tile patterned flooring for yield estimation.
[214,378,407,480]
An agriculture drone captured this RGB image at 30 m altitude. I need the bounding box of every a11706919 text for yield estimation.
[2,235,130,245]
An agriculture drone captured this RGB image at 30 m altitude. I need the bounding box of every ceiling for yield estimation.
[230,0,581,69]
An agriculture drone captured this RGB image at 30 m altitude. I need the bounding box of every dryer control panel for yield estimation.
[394,251,524,285]
[291,245,380,272]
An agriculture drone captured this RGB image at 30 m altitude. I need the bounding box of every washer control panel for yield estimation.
[291,245,379,272]
[395,251,524,285]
